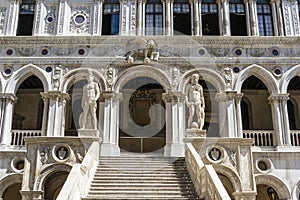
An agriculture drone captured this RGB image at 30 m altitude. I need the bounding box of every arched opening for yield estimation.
[102,0,120,35]
[2,183,22,200]
[17,0,35,36]
[12,75,44,131]
[217,174,234,199]
[256,185,279,200]
[287,76,300,146]
[173,0,191,35]
[241,76,273,146]
[43,171,69,200]
[198,79,219,137]
[119,77,166,153]
[201,0,219,35]
[229,0,247,36]
[66,80,93,136]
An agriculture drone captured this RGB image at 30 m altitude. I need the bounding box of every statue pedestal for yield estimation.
[78,129,99,137]
[186,129,207,137]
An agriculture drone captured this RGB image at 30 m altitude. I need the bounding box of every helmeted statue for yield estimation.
[80,70,100,130]
[186,74,205,130]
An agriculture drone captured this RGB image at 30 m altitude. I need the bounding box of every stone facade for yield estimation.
[0,0,300,199]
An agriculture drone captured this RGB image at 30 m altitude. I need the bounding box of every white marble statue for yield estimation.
[186,74,205,130]
[80,70,100,129]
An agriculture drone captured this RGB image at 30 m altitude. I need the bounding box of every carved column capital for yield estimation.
[268,93,290,103]
[234,93,244,102]
[100,92,123,102]
[215,91,238,102]
[41,91,70,102]
[162,92,185,103]
[0,93,18,103]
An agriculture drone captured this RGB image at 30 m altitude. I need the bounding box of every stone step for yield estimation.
[90,183,194,187]
[92,179,193,184]
[88,191,198,196]
[82,195,199,200]
[89,187,196,191]
[95,169,189,173]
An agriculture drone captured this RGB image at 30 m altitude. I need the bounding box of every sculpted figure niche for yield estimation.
[80,71,100,130]
[186,74,205,130]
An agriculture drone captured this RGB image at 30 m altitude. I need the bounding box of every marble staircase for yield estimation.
[82,156,200,200]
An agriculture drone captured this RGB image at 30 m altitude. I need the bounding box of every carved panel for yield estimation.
[69,6,91,34]
[0,8,6,35]
[44,6,58,34]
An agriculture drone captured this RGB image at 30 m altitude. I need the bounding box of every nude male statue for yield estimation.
[186,74,205,130]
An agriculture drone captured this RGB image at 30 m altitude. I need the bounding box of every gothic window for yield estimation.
[102,0,120,35]
[230,0,247,35]
[201,0,219,35]
[257,0,274,36]
[17,0,35,36]
[146,0,163,35]
[173,0,191,35]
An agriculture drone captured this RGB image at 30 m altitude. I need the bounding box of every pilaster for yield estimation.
[290,0,300,35]
[42,91,69,137]
[162,92,185,157]
[100,91,123,156]
[57,0,71,35]
[215,91,238,138]
[5,0,21,36]
[0,93,17,147]
[92,0,104,35]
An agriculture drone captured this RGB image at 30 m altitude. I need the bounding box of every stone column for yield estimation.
[92,0,104,35]
[163,0,172,35]
[57,0,71,35]
[248,0,259,35]
[217,0,223,35]
[136,0,144,35]
[275,0,284,35]
[235,93,244,138]
[100,92,123,156]
[5,0,21,36]
[215,92,238,138]
[222,0,230,36]
[40,93,49,136]
[290,0,300,36]
[244,0,251,35]
[190,0,201,36]
[45,92,69,137]
[280,94,291,145]
[163,92,185,157]
[268,94,285,146]
[0,94,17,147]
[270,0,279,36]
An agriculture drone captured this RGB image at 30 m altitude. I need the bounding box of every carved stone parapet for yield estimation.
[268,93,290,103]
[162,92,185,103]
[41,91,70,102]
[215,91,238,102]
[100,91,123,102]
[0,93,18,102]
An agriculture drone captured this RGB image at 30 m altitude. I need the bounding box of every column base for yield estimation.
[78,129,99,137]
[164,143,185,157]
[186,129,207,137]
[100,143,120,156]
[233,191,257,200]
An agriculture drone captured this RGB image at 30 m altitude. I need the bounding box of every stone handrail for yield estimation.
[185,143,231,200]
[57,141,100,200]
[10,130,42,146]
[243,130,274,147]
[290,130,300,146]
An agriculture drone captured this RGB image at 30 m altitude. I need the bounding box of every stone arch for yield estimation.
[113,66,172,92]
[0,173,23,196]
[5,63,50,94]
[255,174,291,199]
[34,163,72,191]
[60,68,107,93]
[179,68,225,93]
[234,64,279,93]
[213,164,242,192]
[281,64,300,93]
[291,180,300,200]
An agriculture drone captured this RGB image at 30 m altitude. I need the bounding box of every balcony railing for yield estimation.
[11,130,42,146]
[290,130,300,146]
[243,130,274,147]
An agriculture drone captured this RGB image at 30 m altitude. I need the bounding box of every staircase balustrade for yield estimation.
[185,143,231,200]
